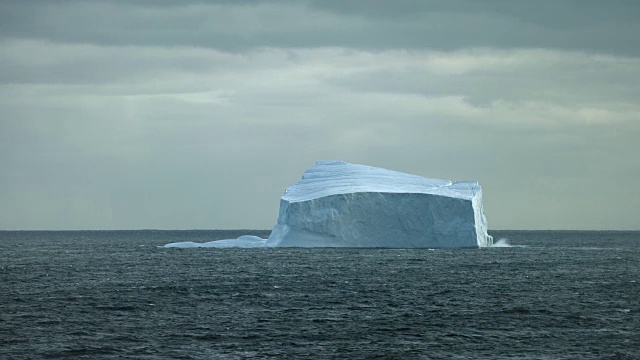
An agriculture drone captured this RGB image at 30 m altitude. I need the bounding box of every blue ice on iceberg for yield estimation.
[266,161,492,248]
[164,161,493,249]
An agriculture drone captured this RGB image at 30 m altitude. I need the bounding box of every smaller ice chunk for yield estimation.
[163,235,267,248]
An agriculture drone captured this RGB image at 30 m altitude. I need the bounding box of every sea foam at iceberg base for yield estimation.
[164,161,493,249]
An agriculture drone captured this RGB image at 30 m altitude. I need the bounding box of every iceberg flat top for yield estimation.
[283,161,482,203]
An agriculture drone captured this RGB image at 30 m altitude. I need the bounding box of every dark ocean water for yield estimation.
[1,230,639,359]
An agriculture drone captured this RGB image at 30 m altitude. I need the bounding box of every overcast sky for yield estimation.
[1,0,639,230]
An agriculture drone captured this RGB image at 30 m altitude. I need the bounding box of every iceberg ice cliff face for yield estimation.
[266,161,493,248]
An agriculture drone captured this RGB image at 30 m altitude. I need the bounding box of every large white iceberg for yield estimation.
[164,161,492,249]
[265,161,493,248]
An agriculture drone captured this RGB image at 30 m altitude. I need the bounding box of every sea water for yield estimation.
[1,230,639,359]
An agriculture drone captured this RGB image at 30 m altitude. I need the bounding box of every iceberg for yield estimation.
[265,161,493,248]
[164,161,492,249]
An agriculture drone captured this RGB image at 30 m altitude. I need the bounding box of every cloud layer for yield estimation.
[1,1,639,229]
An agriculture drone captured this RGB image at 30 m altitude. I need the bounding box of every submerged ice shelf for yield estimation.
[163,235,267,248]
[165,161,493,249]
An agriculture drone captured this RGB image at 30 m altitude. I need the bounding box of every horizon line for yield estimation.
[1,229,639,232]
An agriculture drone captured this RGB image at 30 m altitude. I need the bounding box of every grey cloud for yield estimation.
[1,0,639,55]
[0,40,247,85]
[324,50,640,108]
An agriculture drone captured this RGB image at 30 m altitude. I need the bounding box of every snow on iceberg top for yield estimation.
[282,161,482,203]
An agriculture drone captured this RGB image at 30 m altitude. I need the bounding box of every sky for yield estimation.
[1,0,639,230]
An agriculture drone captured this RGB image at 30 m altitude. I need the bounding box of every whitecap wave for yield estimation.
[490,238,527,248]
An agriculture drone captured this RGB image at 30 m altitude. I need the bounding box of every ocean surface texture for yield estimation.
[1,230,639,359]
